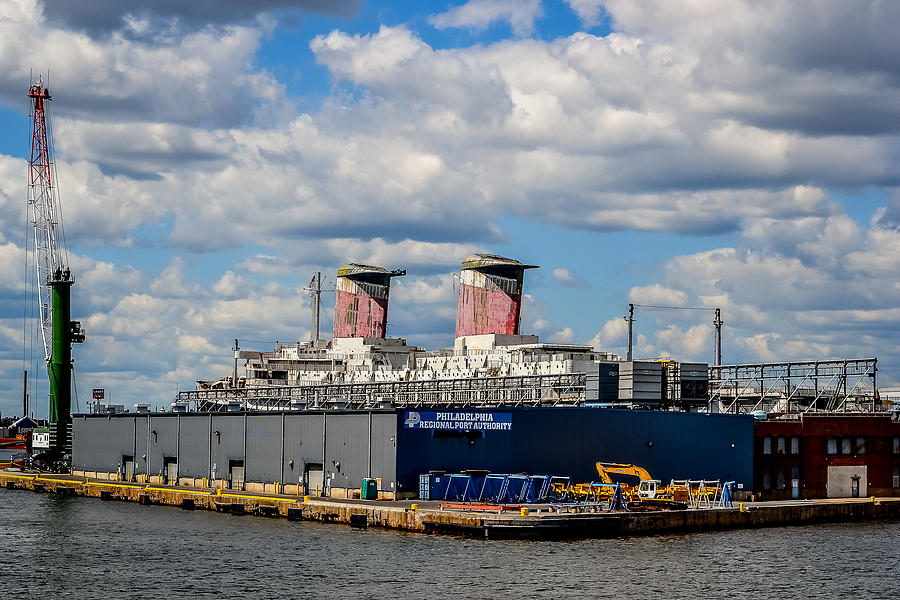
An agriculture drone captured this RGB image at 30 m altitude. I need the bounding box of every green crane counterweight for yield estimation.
[47,268,84,455]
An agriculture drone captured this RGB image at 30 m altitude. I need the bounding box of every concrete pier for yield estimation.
[2,470,898,540]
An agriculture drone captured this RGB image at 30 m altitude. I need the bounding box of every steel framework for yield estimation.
[177,373,586,412]
[28,77,66,361]
[708,358,877,414]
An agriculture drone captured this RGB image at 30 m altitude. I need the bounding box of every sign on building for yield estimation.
[403,410,512,431]
[92,388,105,400]
[32,428,50,450]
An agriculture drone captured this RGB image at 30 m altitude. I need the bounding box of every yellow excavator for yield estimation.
[595,462,652,489]
[554,463,654,503]
[595,462,690,509]
[551,461,692,509]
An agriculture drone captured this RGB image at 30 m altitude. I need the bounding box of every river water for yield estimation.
[1,488,897,599]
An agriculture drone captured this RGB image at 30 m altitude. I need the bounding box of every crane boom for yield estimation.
[28,78,65,362]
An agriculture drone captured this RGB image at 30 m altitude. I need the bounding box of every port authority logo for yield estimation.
[404,410,512,431]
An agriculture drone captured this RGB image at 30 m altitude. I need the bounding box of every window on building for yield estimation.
[776,468,786,490]
[762,468,772,490]
[894,466,900,489]
[763,437,772,455]
[827,438,838,455]
[856,437,866,455]
[791,436,800,455]
[777,436,786,455]
[841,438,852,454]
[894,436,900,454]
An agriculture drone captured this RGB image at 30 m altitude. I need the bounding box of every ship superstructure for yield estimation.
[195,254,619,404]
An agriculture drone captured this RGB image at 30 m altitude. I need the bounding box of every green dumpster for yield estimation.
[361,478,378,500]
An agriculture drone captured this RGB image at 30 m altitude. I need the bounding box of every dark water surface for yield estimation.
[1,488,898,599]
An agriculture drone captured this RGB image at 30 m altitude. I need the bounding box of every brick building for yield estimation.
[754,414,900,499]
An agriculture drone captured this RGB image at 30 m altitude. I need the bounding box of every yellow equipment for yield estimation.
[595,462,652,488]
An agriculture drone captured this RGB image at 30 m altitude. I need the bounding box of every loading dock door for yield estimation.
[164,457,178,485]
[229,460,245,491]
[826,465,867,498]
[123,456,134,482]
[306,463,324,496]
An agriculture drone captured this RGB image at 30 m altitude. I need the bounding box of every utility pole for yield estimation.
[713,308,723,366]
[626,303,634,361]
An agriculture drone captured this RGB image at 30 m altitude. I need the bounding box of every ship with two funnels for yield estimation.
[191,253,621,410]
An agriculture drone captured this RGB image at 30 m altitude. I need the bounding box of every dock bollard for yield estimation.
[410,504,418,513]
[520,507,529,516]
[739,503,745,512]
[303,495,310,503]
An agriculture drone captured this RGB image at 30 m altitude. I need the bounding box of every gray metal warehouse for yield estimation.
[72,408,754,499]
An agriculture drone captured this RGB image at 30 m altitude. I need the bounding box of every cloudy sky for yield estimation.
[1,0,898,416]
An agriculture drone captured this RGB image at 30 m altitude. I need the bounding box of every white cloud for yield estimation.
[552,267,578,286]
[738,333,779,363]
[628,284,686,307]
[326,238,480,269]
[0,7,285,128]
[589,317,626,351]
[565,0,605,25]
[550,326,574,343]
[177,334,217,354]
[213,271,249,298]
[149,258,204,299]
[656,323,711,360]
[429,0,543,36]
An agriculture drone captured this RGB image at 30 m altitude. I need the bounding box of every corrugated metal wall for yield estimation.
[179,415,211,478]
[72,415,135,474]
[246,414,282,483]
[72,411,398,490]
[147,415,178,477]
[282,413,322,488]
[395,408,754,495]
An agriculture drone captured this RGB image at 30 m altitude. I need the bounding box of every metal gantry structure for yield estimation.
[177,373,586,412]
[176,358,879,415]
[708,358,877,414]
